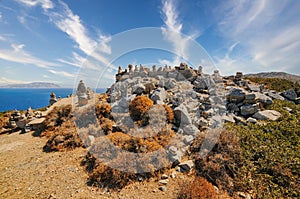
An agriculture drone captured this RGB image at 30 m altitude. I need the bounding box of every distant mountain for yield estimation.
[245,72,300,84]
[0,82,60,88]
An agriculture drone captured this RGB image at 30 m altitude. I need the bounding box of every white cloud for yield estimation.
[48,69,75,78]
[0,35,7,41]
[215,0,300,74]
[15,0,54,10]
[160,0,199,66]
[0,43,59,68]
[0,77,30,85]
[44,1,111,67]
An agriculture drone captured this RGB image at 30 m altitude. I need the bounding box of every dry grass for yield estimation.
[162,104,174,123]
[191,129,241,196]
[0,112,10,129]
[178,176,218,199]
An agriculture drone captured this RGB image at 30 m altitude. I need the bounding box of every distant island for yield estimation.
[0,82,60,88]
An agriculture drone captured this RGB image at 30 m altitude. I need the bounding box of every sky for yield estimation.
[0,0,300,88]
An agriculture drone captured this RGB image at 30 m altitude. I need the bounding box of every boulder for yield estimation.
[227,88,246,103]
[281,89,297,101]
[253,110,282,121]
[151,88,167,104]
[182,124,200,135]
[174,104,192,125]
[254,92,273,106]
[165,78,177,90]
[193,76,214,90]
[132,84,145,95]
[246,84,260,92]
[240,104,259,116]
[168,146,183,165]
[266,92,285,101]
[178,160,194,172]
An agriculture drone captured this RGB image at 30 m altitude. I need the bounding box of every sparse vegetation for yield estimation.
[0,111,10,129]
[190,99,300,198]
[245,77,300,93]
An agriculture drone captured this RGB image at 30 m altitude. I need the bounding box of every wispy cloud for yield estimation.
[0,77,30,85]
[0,43,59,68]
[15,0,54,10]
[160,0,199,66]
[215,0,300,74]
[16,0,112,68]
[48,69,75,78]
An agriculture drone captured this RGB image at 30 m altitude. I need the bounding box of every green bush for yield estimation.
[245,77,300,92]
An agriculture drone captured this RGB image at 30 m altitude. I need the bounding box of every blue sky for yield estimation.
[0,0,300,88]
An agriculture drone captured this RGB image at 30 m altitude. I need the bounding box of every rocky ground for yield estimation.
[0,129,233,199]
[1,64,299,198]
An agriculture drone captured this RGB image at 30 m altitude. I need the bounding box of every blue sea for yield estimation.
[0,88,106,112]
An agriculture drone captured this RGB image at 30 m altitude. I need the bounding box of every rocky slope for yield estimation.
[0,63,299,198]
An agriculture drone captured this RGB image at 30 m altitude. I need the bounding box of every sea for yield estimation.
[0,88,106,112]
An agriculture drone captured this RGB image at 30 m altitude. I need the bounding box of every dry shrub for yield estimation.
[178,176,218,199]
[98,117,115,135]
[129,96,153,121]
[82,152,145,190]
[43,120,83,152]
[191,129,240,195]
[82,150,167,190]
[95,102,111,119]
[0,112,10,129]
[41,104,84,151]
[163,104,174,123]
[42,104,73,135]
[106,127,175,153]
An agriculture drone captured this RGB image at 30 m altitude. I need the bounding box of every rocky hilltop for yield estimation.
[0,63,299,199]
[0,82,60,88]
[245,71,300,84]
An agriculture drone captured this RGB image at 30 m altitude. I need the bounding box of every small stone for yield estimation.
[170,171,176,178]
[159,186,167,191]
[246,117,258,124]
[159,179,168,185]
[161,174,168,179]
[178,160,194,172]
[183,135,194,144]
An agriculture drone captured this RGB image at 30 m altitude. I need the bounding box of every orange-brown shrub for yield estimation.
[43,104,73,135]
[129,96,153,121]
[0,112,10,129]
[43,120,83,152]
[178,176,218,199]
[95,102,111,119]
[191,129,240,195]
[163,104,174,123]
[106,127,175,153]
[99,117,115,134]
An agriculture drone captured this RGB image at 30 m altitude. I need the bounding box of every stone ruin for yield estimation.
[49,92,57,105]
[8,107,36,133]
[76,80,89,106]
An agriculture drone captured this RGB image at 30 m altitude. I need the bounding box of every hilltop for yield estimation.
[0,64,299,199]
[245,71,300,84]
[0,82,60,88]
